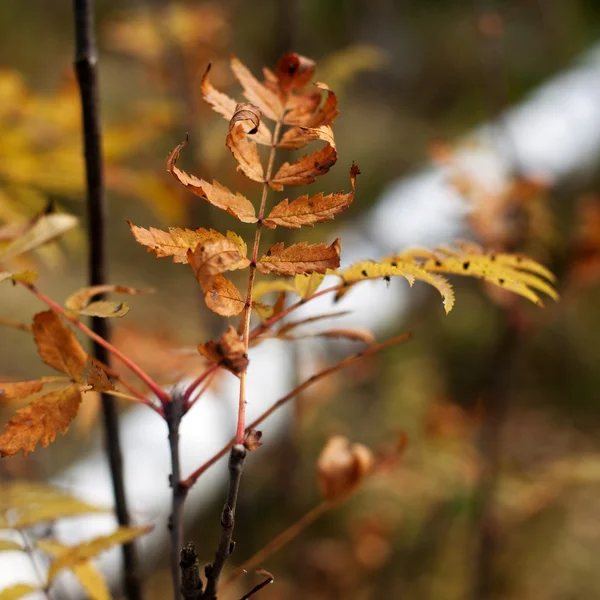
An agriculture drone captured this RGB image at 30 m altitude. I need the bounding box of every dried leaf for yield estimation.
[0,540,22,552]
[0,271,37,285]
[47,526,152,582]
[0,213,78,263]
[166,137,257,223]
[318,436,374,501]
[257,239,341,276]
[76,301,130,319]
[0,585,38,600]
[269,140,337,191]
[0,384,82,457]
[186,237,250,288]
[37,539,111,600]
[0,380,44,402]
[230,55,284,121]
[264,163,358,229]
[204,274,245,317]
[32,311,88,380]
[198,325,248,376]
[128,221,230,264]
[65,285,150,317]
[201,63,272,145]
[244,429,263,451]
[294,272,326,298]
[226,103,265,183]
[275,53,316,94]
[86,361,115,393]
[284,82,339,128]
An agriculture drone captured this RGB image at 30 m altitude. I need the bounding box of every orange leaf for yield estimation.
[264,163,359,229]
[284,82,339,127]
[257,239,341,276]
[166,137,258,223]
[274,53,316,94]
[230,55,284,121]
[86,361,115,393]
[269,129,337,191]
[0,384,82,457]
[32,311,88,381]
[203,274,245,317]
[128,221,226,264]
[186,237,250,288]
[201,63,272,146]
[226,103,265,183]
[0,380,44,402]
[198,325,248,376]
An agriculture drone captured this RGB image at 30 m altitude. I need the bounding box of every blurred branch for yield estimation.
[237,572,274,600]
[180,543,203,600]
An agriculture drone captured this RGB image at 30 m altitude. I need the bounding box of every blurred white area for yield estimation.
[3,41,600,596]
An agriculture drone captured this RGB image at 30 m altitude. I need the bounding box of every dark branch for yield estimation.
[202,444,247,598]
[238,572,274,600]
[73,2,142,599]
[180,542,203,600]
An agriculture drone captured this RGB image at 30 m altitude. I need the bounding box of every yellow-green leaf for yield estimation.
[252,279,296,301]
[294,272,325,299]
[0,540,23,552]
[47,526,152,582]
[65,285,151,318]
[0,584,38,600]
[76,300,130,318]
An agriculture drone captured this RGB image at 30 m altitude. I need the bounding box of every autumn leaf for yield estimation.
[252,279,296,301]
[264,163,359,229]
[251,301,274,321]
[257,239,341,276]
[47,526,152,582]
[201,63,272,145]
[274,53,316,94]
[203,274,245,317]
[65,285,152,320]
[186,236,250,288]
[0,584,38,600]
[166,137,258,223]
[0,380,44,402]
[86,361,115,393]
[226,103,265,183]
[198,325,248,375]
[0,271,37,285]
[32,311,88,380]
[294,272,326,298]
[0,384,82,457]
[244,428,263,451]
[0,540,22,552]
[230,55,284,121]
[284,82,339,128]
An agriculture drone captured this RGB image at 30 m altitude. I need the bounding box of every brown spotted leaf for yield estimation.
[86,361,115,393]
[201,64,272,145]
[203,274,245,317]
[230,55,284,121]
[226,103,264,183]
[264,163,359,229]
[32,311,88,380]
[0,380,44,402]
[275,53,316,94]
[166,137,257,223]
[198,325,248,376]
[0,384,82,457]
[257,239,341,276]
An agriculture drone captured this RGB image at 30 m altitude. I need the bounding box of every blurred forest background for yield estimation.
[2,0,600,599]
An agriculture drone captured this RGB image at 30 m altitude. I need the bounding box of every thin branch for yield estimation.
[181,333,411,488]
[73,1,143,598]
[238,572,274,600]
[166,389,188,600]
[0,317,32,332]
[17,529,54,600]
[202,444,247,598]
[183,364,219,410]
[186,367,219,412]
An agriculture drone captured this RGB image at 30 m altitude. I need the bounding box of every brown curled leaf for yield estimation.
[198,325,248,376]
[257,239,341,276]
[244,429,263,452]
[226,103,265,183]
[275,53,316,94]
[86,361,115,393]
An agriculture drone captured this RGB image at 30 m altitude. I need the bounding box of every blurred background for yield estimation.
[2,1,600,599]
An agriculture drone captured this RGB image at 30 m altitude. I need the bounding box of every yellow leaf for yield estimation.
[0,213,78,263]
[166,137,258,223]
[257,239,341,276]
[230,55,284,121]
[201,63,272,146]
[32,311,88,380]
[252,279,296,301]
[47,526,152,582]
[0,584,38,600]
[294,272,325,299]
[251,301,274,321]
[186,237,250,288]
[0,384,82,457]
[0,380,44,402]
[37,539,110,600]
[226,103,265,184]
[264,163,358,229]
[77,301,130,318]
[0,540,23,552]
[65,285,151,317]
[203,274,245,317]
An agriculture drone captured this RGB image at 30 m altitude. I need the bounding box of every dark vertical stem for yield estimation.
[73,2,142,599]
[202,444,247,599]
[166,392,188,600]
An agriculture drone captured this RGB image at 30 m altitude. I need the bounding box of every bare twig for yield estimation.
[17,529,54,600]
[183,364,219,410]
[238,572,274,600]
[73,1,143,598]
[180,542,203,600]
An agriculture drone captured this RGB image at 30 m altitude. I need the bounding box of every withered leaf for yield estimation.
[86,361,115,393]
[203,274,245,317]
[244,428,263,452]
[275,53,316,93]
[128,222,228,264]
[264,163,359,229]
[32,311,88,380]
[0,384,82,457]
[0,380,44,402]
[226,103,265,183]
[198,325,248,376]
[186,237,250,288]
[257,239,341,276]
[230,55,284,121]
[65,285,150,317]
[166,137,258,223]
[269,139,337,191]
[284,82,339,127]
[201,63,272,146]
